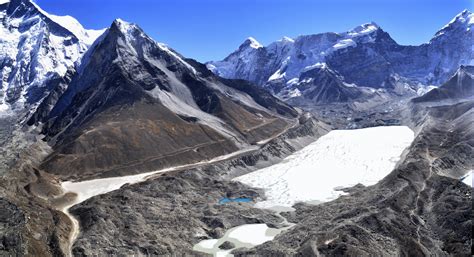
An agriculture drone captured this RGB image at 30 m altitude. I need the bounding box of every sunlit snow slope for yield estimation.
[235,126,415,208]
[462,171,472,187]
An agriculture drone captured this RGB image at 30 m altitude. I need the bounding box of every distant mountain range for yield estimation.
[208,10,473,104]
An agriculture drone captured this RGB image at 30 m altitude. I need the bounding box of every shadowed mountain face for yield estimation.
[31,19,297,180]
[412,66,474,103]
[275,64,377,105]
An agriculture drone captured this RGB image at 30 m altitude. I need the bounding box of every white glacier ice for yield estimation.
[234,126,415,208]
[193,223,283,257]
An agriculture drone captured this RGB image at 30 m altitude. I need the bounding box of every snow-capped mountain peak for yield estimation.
[29,0,105,45]
[343,22,381,43]
[243,37,263,49]
[207,20,391,87]
[278,36,295,43]
[105,18,198,75]
[112,18,137,33]
[109,18,146,42]
[449,9,473,27]
[434,9,473,37]
[4,0,104,45]
[0,0,105,114]
[348,22,380,36]
[428,10,473,70]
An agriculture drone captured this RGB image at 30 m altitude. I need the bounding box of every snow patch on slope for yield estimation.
[157,43,197,74]
[268,69,285,81]
[288,88,302,98]
[0,103,10,114]
[333,39,356,50]
[416,85,438,96]
[461,171,472,187]
[235,126,414,208]
[302,62,327,73]
[193,223,284,257]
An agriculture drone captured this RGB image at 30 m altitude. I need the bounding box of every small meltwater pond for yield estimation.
[194,126,415,256]
[219,197,252,204]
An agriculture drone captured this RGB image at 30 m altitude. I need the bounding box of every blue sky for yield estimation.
[36,0,472,62]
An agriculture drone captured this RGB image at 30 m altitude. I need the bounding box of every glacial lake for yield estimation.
[193,126,416,256]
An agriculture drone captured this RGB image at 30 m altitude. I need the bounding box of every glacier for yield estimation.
[235,126,415,208]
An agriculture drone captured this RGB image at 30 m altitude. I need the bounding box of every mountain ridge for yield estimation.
[207,10,473,104]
